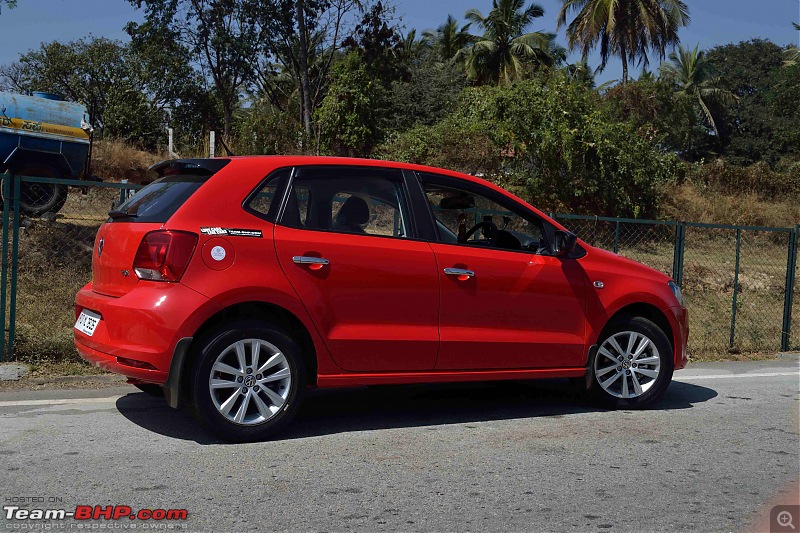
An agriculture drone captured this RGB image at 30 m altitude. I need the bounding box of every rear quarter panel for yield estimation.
[165,158,341,376]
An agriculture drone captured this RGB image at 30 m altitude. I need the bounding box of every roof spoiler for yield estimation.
[148,158,231,179]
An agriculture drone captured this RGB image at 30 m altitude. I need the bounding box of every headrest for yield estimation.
[336,196,370,226]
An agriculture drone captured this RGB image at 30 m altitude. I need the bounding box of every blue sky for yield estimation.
[0,0,798,84]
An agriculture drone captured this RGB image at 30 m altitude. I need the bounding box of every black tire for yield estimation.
[5,163,68,216]
[133,383,165,397]
[588,316,674,409]
[190,320,307,442]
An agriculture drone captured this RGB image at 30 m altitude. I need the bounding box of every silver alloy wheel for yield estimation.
[208,339,292,425]
[594,331,661,399]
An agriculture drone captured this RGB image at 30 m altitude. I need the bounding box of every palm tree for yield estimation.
[422,14,474,62]
[564,59,596,88]
[659,44,736,137]
[461,0,564,85]
[557,0,690,83]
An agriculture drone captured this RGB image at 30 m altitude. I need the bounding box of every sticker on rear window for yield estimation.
[200,227,262,238]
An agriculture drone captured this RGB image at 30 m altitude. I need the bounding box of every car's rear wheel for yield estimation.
[191,320,306,442]
[589,316,673,408]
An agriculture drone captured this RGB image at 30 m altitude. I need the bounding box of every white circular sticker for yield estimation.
[210,246,227,261]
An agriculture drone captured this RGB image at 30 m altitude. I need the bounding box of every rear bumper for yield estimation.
[75,340,168,383]
[74,281,221,381]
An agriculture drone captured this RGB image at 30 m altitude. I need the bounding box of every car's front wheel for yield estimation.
[590,316,673,408]
[191,320,306,442]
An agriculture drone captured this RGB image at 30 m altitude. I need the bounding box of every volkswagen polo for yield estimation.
[74,157,688,441]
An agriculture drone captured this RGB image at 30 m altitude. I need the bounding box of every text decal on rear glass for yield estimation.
[200,227,263,238]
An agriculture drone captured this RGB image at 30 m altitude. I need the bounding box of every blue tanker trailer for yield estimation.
[0,91,93,215]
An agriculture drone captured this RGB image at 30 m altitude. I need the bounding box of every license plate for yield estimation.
[75,310,101,337]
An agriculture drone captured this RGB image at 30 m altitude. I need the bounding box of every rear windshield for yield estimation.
[109,175,207,223]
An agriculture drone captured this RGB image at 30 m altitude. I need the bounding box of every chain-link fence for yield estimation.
[554,214,798,357]
[0,175,140,364]
[0,174,796,364]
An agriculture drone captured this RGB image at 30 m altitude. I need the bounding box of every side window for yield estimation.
[420,175,545,253]
[247,168,291,218]
[280,166,410,239]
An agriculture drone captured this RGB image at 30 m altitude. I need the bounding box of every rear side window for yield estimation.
[279,166,410,239]
[246,168,292,219]
[109,176,207,223]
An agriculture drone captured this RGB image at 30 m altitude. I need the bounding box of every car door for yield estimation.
[417,173,587,370]
[272,165,440,372]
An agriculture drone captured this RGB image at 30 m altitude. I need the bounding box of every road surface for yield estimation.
[1,357,799,532]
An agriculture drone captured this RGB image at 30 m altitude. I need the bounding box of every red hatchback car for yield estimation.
[74,157,688,441]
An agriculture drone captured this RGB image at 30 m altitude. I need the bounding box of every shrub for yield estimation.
[378,75,677,218]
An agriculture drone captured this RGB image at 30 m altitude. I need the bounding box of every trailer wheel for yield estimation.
[5,163,69,216]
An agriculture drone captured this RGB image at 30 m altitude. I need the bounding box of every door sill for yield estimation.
[317,367,585,388]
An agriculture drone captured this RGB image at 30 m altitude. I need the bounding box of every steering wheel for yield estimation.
[462,220,499,245]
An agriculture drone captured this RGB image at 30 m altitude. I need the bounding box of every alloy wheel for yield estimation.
[594,331,661,399]
[208,339,292,425]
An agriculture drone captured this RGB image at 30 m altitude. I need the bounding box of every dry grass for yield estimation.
[660,184,800,229]
[90,139,168,184]
[634,237,794,359]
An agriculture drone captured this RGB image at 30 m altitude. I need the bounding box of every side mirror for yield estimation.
[552,230,577,256]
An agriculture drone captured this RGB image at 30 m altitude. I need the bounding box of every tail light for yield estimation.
[133,230,198,282]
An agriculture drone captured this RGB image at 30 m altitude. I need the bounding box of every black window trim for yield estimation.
[413,171,557,256]
[269,164,425,242]
[242,166,295,223]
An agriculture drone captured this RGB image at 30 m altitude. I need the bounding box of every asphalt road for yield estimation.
[1,357,799,533]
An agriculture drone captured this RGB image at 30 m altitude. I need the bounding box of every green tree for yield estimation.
[343,1,409,85]
[385,53,467,133]
[462,0,563,85]
[254,0,361,139]
[422,14,473,62]
[128,0,260,140]
[768,63,800,155]
[315,52,383,156]
[235,97,304,155]
[10,38,167,148]
[706,39,789,165]
[379,76,677,217]
[603,75,703,158]
[557,0,689,83]
[660,44,736,137]
[785,23,800,67]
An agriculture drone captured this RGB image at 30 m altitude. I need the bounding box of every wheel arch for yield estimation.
[597,302,674,352]
[178,301,319,406]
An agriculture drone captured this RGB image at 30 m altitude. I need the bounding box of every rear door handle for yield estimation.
[292,256,330,269]
[444,267,475,279]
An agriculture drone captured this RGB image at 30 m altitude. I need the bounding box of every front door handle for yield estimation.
[444,267,475,280]
[292,256,330,270]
